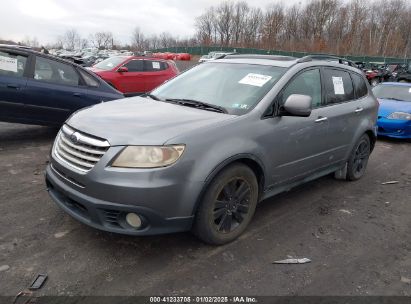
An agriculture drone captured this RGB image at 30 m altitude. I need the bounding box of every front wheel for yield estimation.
[346,134,371,181]
[193,163,259,245]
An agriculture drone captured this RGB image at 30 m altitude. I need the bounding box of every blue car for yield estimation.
[372,82,411,139]
[0,45,124,126]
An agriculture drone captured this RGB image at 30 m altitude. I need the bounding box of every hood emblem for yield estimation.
[70,132,80,144]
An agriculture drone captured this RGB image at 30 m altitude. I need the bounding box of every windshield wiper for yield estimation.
[142,93,163,101]
[165,98,227,113]
[382,97,403,101]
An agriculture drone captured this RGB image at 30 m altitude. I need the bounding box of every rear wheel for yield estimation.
[346,134,371,181]
[193,163,258,245]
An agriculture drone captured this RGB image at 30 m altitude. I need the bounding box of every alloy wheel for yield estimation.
[213,178,251,233]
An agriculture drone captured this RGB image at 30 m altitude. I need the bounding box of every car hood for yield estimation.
[66,97,236,146]
[378,98,411,117]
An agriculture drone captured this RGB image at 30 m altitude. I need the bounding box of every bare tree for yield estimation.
[63,29,81,50]
[131,27,146,51]
[90,31,113,50]
[21,36,39,48]
[215,1,234,46]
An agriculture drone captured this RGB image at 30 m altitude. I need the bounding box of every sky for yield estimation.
[0,0,302,45]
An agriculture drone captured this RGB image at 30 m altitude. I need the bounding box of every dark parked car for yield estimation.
[0,45,124,126]
[397,62,411,83]
[46,55,378,244]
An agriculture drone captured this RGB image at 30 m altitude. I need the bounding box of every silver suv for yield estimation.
[45,55,378,245]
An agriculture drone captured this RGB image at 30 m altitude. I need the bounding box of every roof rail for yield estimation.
[224,54,297,61]
[297,55,358,67]
[0,44,32,50]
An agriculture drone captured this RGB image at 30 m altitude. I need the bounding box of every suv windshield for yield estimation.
[94,56,127,71]
[373,84,411,102]
[152,62,286,115]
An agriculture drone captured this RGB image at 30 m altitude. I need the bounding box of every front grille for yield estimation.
[53,124,110,173]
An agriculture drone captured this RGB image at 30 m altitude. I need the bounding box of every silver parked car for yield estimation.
[45,55,378,244]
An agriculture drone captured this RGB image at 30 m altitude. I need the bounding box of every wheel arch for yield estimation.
[365,129,376,152]
[192,154,266,216]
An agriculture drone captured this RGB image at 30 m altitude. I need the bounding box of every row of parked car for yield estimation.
[357,61,411,86]
[1,45,410,244]
[0,44,179,125]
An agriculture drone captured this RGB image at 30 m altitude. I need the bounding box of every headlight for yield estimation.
[387,112,411,120]
[112,145,185,168]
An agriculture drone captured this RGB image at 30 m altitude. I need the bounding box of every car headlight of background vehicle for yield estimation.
[387,112,411,120]
[112,145,185,168]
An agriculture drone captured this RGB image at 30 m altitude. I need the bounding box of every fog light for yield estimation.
[125,213,142,228]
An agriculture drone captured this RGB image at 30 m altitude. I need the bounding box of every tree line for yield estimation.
[195,0,411,58]
[3,0,411,58]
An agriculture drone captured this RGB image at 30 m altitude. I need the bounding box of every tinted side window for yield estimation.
[34,57,80,86]
[323,68,355,104]
[78,69,99,87]
[0,51,27,78]
[144,60,167,71]
[282,69,322,108]
[124,60,144,72]
[351,73,368,98]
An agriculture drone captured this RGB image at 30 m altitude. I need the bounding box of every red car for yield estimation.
[89,56,179,96]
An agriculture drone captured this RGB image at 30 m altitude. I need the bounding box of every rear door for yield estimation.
[0,49,29,122]
[320,68,364,163]
[25,55,89,124]
[143,60,171,91]
[118,59,145,95]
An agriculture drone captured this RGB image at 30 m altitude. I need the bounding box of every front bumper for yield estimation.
[377,118,411,139]
[45,160,202,235]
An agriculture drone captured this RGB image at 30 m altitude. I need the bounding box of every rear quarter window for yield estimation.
[351,73,368,98]
[323,68,355,104]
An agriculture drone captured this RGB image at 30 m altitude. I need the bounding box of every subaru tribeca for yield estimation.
[45,55,378,245]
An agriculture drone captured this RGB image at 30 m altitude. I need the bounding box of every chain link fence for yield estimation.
[152,46,410,64]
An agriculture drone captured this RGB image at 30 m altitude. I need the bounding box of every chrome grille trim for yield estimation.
[53,125,110,173]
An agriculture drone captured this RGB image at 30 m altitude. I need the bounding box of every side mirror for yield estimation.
[117,66,128,73]
[281,94,312,117]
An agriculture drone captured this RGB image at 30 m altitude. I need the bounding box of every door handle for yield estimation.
[315,117,328,123]
[73,93,83,97]
[354,107,364,113]
[7,84,20,89]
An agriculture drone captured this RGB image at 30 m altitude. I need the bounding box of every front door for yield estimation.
[265,68,331,186]
[119,59,145,95]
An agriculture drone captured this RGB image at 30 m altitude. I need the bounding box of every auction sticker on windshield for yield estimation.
[0,55,17,72]
[239,73,272,87]
[152,62,160,69]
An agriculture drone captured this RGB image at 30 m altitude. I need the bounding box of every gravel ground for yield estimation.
[0,121,410,297]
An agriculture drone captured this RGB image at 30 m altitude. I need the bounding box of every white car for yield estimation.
[199,52,235,63]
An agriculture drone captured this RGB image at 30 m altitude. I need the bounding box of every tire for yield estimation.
[193,163,259,245]
[399,79,409,83]
[346,134,371,181]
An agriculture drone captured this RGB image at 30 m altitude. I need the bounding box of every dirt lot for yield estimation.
[0,121,410,297]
